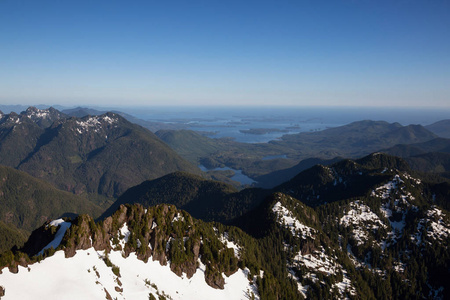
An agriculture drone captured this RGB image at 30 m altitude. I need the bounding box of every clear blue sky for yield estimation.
[0,0,449,107]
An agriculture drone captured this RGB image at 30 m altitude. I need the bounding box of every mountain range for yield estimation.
[0,106,449,299]
[0,107,199,198]
[1,153,449,299]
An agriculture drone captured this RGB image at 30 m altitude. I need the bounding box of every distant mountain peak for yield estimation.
[0,108,198,198]
[24,106,51,118]
[74,113,120,134]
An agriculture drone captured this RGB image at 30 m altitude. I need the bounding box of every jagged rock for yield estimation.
[136,246,152,262]
[205,268,225,289]
[171,260,198,278]
[2,203,246,294]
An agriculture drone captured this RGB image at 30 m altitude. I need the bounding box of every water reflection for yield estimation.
[199,165,256,185]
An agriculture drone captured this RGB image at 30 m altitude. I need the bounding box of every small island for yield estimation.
[239,128,289,135]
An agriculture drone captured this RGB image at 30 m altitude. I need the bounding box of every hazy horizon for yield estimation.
[1,104,449,128]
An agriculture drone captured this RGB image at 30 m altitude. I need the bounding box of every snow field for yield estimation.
[0,248,259,300]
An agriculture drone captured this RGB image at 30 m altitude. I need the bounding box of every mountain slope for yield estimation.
[0,111,45,167]
[101,172,269,223]
[234,155,450,299]
[271,120,438,159]
[0,222,27,253]
[0,165,103,234]
[274,153,411,207]
[382,138,450,179]
[382,138,450,157]
[155,129,224,164]
[0,108,200,198]
[254,157,343,188]
[1,154,449,299]
[426,119,450,138]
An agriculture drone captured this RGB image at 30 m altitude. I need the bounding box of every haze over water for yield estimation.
[119,106,450,143]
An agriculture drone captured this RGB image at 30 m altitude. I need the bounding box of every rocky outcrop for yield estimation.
[11,203,240,290]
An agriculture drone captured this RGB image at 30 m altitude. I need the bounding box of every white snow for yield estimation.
[119,223,131,243]
[0,248,259,300]
[380,202,406,249]
[371,173,423,249]
[219,232,241,258]
[331,270,356,298]
[293,248,340,276]
[26,108,49,119]
[340,201,386,246]
[372,175,403,199]
[372,173,420,200]
[410,207,450,246]
[75,115,118,134]
[393,261,406,273]
[117,223,131,251]
[172,212,185,223]
[36,219,71,256]
[272,201,316,239]
[424,207,450,241]
[288,270,308,298]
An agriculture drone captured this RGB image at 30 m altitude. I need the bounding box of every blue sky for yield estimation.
[0,0,449,107]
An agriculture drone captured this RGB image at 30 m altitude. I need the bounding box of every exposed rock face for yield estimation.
[14,203,239,290]
[21,221,58,257]
[205,266,226,289]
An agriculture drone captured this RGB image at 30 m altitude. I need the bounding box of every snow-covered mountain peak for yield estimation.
[75,114,119,134]
[25,107,51,119]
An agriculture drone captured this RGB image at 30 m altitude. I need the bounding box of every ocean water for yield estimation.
[120,106,450,143]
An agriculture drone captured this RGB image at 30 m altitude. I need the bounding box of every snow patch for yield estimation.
[331,270,356,298]
[272,201,316,239]
[340,200,386,246]
[37,219,71,256]
[288,270,308,298]
[75,115,118,134]
[293,247,340,276]
[117,223,131,251]
[172,212,185,223]
[422,207,450,242]
[26,108,49,119]
[219,232,241,258]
